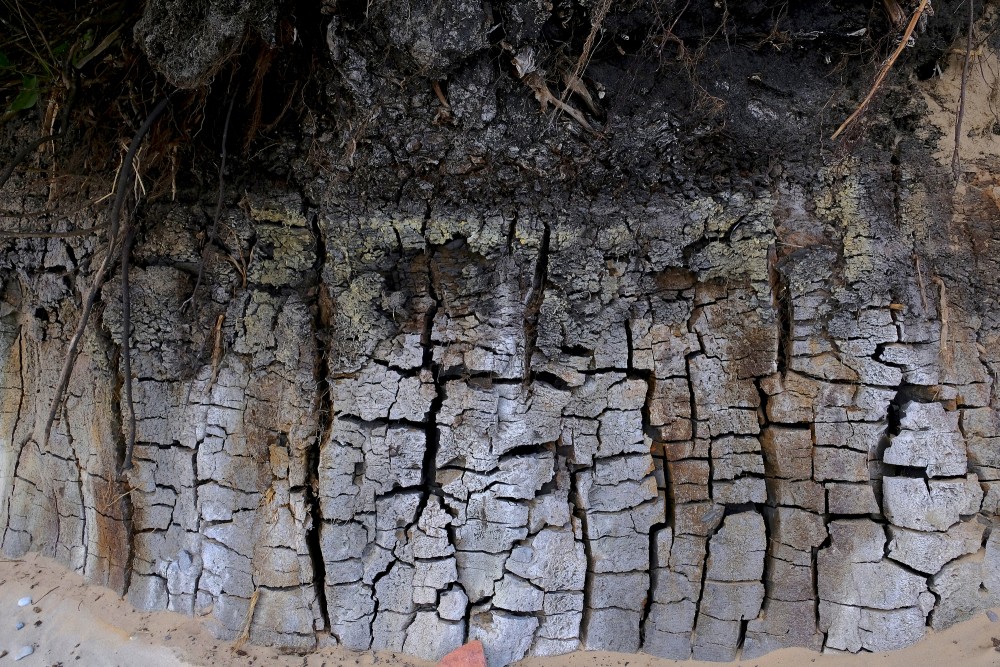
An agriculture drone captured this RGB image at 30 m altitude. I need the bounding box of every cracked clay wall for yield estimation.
[2,159,999,665]
[2,1,1000,664]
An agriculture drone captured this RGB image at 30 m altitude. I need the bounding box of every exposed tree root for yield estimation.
[43,97,171,463]
[831,0,930,140]
[185,96,235,311]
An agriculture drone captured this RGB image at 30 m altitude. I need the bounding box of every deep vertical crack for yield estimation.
[415,213,445,523]
[767,249,792,377]
[522,221,550,385]
[307,211,331,632]
[569,463,594,646]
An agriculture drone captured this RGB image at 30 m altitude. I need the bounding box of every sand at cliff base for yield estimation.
[0,552,996,667]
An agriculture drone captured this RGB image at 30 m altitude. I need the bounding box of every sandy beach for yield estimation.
[0,552,996,667]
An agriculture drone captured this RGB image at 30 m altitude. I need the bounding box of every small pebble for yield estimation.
[14,645,33,661]
[988,610,999,623]
[15,621,24,630]
[16,597,31,607]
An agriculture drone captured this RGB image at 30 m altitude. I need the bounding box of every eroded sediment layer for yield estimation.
[2,161,998,665]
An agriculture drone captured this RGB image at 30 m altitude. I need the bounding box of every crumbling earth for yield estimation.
[1,0,999,665]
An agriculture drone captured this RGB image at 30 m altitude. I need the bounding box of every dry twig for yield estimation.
[232,588,260,651]
[831,0,929,140]
[933,275,951,364]
[0,135,59,192]
[43,97,170,453]
[0,223,108,239]
[525,73,596,134]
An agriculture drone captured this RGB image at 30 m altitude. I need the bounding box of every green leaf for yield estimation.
[8,76,39,113]
[0,51,11,69]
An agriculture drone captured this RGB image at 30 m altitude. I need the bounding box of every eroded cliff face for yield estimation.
[1,0,999,664]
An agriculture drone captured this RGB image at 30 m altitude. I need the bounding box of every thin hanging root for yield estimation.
[560,0,610,111]
[119,224,137,473]
[232,588,260,651]
[185,96,235,312]
[0,134,60,192]
[831,0,929,140]
[43,97,170,451]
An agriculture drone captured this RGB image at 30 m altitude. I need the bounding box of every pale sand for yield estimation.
[0,552,996,666]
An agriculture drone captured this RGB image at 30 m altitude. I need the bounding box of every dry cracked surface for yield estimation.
[1,2,999,663]
[1,165,999,666]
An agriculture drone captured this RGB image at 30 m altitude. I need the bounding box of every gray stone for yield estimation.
[469,608,539,667]
[504,528,586,591]
[583,607,642,653]
[642,625,692,660]
[250,587,321,649]
[825,519,886,562]
[814,421,885,452]
[705,512,766,582]
[438,588,468,622]
[883,475,983,532]
[690,614,741,661]
[767,478,826,513]
[888,521,986,574]
[455,551,506,602]
[858,606,929,651]
[883,402,967,477]
[820,601,929,653]
[771,506,828,548]
[492,574,543,613]
[813,446,869,482]
[742,599,824,658]
[929,554,994,630]
[699,580,765,621]
[826,482,879,515]
[761,426,813,479]
[588,572,649,612]
[531,638,580,656]
[818,558,929,610]
[402,611,465,662]
[711,436,765,479]
[713,476,767,504]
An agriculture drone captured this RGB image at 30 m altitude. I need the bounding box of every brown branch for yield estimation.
[43,97,170,450]
[119,223,137,473]
[0,223,108,239]
[0,134,59,192]
[951,0,974,182]
[42,239,120,447]
[831,0,929,140]
[107,98,170,244]
[551,0,611,128]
